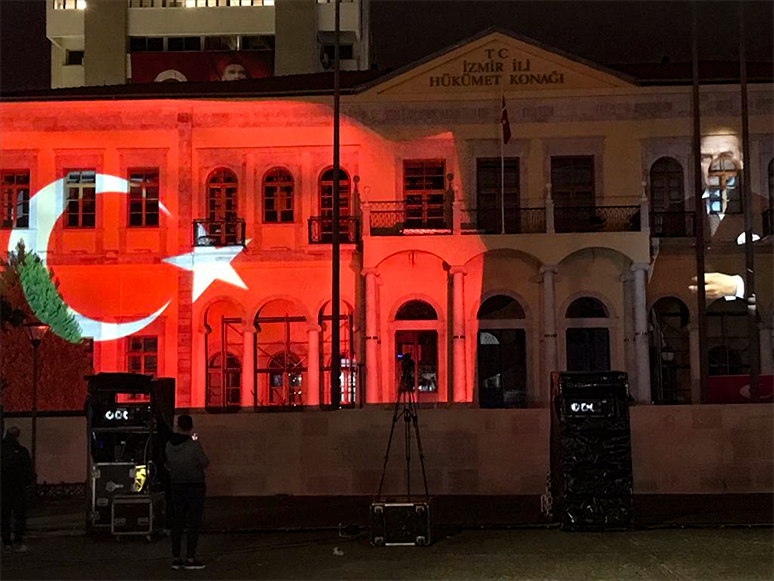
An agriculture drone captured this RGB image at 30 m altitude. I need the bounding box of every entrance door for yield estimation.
[566,328,610,372]
[478,328,527,408]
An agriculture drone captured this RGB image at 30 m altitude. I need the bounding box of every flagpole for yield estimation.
[500,84,505,234]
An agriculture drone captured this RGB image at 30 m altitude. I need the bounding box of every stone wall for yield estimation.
[7,404,771,496]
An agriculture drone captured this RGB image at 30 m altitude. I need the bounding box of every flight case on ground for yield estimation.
[90,462,137,529]
[111,492,165,538]
[370,502,431,547]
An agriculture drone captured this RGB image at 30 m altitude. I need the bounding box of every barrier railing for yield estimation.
[460,207,546,234]
[193,218,246,247]
[308,216,360,244]
[554,206,640,233]
[650,211,696,238]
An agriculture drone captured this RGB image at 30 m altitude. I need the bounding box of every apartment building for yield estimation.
[47,0,370,88]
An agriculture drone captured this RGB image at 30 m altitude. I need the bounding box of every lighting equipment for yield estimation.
[23,319,49,482]
[371,354,431,547]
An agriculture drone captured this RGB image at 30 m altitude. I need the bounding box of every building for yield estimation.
[47,0,370,88]
[2,29,772,496]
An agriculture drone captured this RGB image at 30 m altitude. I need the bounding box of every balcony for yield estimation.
[554,205,641,233]
[460,207,546,235]
[650,211,696,238]
[193,218,246,247]
[763,208,773,238]
[308,216,360,244]
[369,200,452,236]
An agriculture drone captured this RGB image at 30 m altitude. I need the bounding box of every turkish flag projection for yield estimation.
[130,51,273,84]
[707,375,774,403]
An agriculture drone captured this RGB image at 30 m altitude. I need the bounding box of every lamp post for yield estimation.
[23,319,49,482]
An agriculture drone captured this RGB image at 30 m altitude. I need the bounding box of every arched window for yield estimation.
[565,297,610,372]
[650,157,687,237]
[395,300,438,393]
[263,168,294,223]
[566,297,608,318]
[205,168,239,245]
[207,352,241,409]
[650,297,691,404]
[707,156,740,214]
[396,300,437,320]
[268,352,304,405]
[477,295,527,408]
[707,298,749,376]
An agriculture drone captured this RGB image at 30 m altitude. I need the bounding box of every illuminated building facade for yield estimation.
[47,0,370,88]
[2,30,773,414]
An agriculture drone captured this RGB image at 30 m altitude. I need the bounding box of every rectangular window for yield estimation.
[1,170,30,229]
[64,169,96,229]
[241,35,275,51]
[263,170,294,223]
[403,160,447,230]
[128,168,160,227]
[551,156,595,232]
[476,158,519,234]
[66,50,84,66]
[127,336,158,376]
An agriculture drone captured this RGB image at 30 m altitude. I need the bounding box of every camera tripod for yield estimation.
[376,379,429,502]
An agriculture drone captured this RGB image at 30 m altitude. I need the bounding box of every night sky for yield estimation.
[1,0,773,92]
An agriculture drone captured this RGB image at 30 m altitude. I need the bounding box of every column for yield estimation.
[306,326,321,406]
[688,323,701,404]
[241,323,255,408]
[541,265,558,403]
[621,274,637,398]
[632,263,651,403]
[451,267,467,403]
[364,268,380,402]
[545,183,555,234]
[640,180,650,232]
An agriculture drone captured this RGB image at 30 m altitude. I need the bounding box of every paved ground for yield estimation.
[3,525,772,580]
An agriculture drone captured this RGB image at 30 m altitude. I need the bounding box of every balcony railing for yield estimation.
[763,209,773,238]
[650,211,696,238]
[554,206,641,233]
[460,207,546,234]
[308,216,360,244]
[193,218,246,247]
[369,200,452,236]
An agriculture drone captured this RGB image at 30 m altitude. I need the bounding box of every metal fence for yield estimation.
[554,206,640,233]
[460,207,546,234]
[650,211,696,238]
[308,216,360,244]
[193,218,246,247]
[369,201,451,236]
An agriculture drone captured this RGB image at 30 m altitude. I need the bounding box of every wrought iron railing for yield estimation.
[650,211,696,238]
[308,216,360,244]
[763,208,773,238]
[369,200,451,236]
[193,218,246,247]
[460,207,546,234]
[554,206,640,233]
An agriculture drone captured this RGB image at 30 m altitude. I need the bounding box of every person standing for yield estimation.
[1,426,33,552]
[165,415,209,570]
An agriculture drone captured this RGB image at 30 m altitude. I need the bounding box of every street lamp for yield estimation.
[23,319,49,483]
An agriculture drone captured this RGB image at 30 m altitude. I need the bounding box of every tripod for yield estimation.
[376,364,429,502]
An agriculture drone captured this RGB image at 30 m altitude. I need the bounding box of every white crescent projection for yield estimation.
[7,174,170,342]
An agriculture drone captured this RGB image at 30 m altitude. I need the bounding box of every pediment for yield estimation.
[364,30,635,100]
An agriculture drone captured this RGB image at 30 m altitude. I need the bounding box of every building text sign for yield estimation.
[429,48,565,89]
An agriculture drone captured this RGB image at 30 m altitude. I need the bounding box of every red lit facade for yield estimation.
[2,31,772,412]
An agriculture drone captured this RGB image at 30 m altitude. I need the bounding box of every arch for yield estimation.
[566,297,609,318]
[262,167,295,223]
[470,289,533,323]
[707,154,741,214]
[478,294,526,319]
[375,249,449,271]
[557,246,635,274]
[463,247,542,271]
[202,296,246,331]
[396,300,438,321]
[252,295,311,325]
[388,293,445,323]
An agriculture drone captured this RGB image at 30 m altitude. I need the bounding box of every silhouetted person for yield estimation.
[165,415,209,570]
[1,427,33,552]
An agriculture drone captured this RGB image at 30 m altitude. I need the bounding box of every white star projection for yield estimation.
[164,244,249,302]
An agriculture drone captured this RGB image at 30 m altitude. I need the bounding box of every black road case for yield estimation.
[370,502,431,546]
[111,492,165,538]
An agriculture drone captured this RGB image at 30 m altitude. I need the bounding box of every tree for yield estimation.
[1,241,92,412]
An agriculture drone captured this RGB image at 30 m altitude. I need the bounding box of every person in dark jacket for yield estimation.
[1,427,34,552]
[165,415,209,570]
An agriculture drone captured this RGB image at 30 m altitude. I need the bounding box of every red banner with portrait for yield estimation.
[130,51,273,84]
[707,375,774,404]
